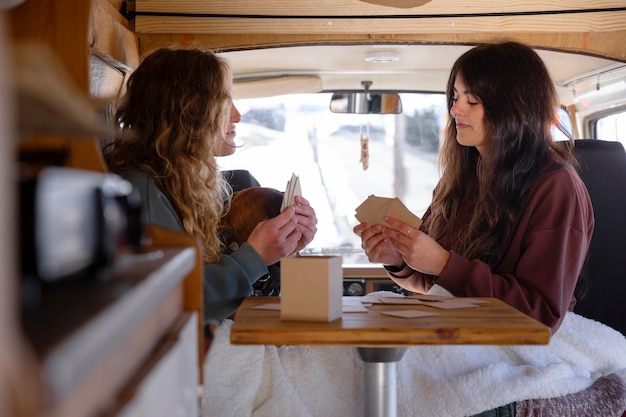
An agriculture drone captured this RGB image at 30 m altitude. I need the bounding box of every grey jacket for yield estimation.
[123,171,268,323]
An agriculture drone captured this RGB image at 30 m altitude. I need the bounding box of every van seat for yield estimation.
[571,139,626,337]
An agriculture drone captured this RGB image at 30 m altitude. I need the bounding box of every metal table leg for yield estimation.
[357,347,408,417]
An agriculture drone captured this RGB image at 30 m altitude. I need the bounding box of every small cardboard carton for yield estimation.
[280,255,343,322]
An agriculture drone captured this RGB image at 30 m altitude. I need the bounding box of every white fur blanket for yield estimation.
[202,297,626,417]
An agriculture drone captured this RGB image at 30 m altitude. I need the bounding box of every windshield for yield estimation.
[218,92,448,266]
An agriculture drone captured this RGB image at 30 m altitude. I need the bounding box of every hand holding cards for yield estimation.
[355,194,422,229]
[280,173,302,212]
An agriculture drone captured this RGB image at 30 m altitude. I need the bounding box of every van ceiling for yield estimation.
[218,44,623,102]
[131,0,626,103]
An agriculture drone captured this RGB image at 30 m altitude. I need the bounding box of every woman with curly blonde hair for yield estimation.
[105,47,317,322]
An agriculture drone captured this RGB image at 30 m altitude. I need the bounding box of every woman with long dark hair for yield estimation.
[202,42,625,417]
[355,41,594,334]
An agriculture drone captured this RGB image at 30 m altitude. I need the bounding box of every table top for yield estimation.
[230,296,551,347]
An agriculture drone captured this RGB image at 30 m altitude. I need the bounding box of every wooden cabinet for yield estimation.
[22,248,201,417]
[5,2,205,417]
[113,313,198,417]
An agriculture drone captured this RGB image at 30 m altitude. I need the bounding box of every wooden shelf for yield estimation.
[22,247,197,417]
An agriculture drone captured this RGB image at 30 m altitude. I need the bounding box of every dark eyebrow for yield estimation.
[459,86,477,97]
[452,85,472,95]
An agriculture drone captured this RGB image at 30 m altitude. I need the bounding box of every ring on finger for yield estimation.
[405,226,413,238]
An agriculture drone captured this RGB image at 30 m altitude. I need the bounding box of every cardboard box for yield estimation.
[280,255,343,322]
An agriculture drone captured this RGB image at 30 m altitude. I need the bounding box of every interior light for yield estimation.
[365,51,400,63]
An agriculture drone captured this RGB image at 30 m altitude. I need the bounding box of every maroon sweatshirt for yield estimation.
[393,159,594,334]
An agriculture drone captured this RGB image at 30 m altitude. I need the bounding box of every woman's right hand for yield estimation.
[247,206,302,265]
[353,222,404,267]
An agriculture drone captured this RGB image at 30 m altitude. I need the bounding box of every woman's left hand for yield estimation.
[383,216,451,276]
[293,195,318,252]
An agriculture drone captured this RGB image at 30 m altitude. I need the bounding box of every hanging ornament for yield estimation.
[359,123,370,170]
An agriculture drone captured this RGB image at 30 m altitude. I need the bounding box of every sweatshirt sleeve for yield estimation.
[201,243,268,323]
[123,171,269,323]
[435,166,594,333]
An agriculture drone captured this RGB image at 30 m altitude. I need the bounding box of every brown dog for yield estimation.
[221,186,284,252]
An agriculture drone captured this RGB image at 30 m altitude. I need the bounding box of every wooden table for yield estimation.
[231,296,550,417]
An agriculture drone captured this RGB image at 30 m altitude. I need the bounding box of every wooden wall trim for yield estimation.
[97,0,129,30]
[146,225,205,383]
[10,0,111,173]
[9,0,91,92]
[134,11,626,36]
[136,31,626,63]
[135,0,626,16]
[90,0,139,72]
[134,1,626,62]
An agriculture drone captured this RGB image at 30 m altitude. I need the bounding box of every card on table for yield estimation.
[408,294,456,301]
[419,299,481,310]
[380,297,425,305]
[381,310,439,319]
[252,300,370,313]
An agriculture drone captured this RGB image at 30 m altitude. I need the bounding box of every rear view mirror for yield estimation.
[330,92,402,114]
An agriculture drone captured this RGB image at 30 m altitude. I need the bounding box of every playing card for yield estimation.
[355,195,422,228]
[355,195,390,224]
[386,198,423,228]
[420,299,480,310]
[380,310,439,319]
[380,297,424,305]
[280,173,302,212]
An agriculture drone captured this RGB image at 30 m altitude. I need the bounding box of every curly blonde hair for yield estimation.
[105,47,233,263]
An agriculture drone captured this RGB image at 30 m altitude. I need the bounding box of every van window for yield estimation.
[593,109,626,147]
[552,106,573,141]
[219,93,447,265]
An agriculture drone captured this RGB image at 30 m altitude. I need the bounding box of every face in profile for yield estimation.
[217,76,241,157]
[450,74,486,153]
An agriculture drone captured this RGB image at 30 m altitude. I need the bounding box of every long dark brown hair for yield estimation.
[104,47,232,263]
[423,41,576,264]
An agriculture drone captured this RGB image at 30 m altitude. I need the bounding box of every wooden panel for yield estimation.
[90,0,139,72]
[43,289,184,417]
[98,0,129,30]
[136,31,626,63]
[0,12,42,417]
[21,247,195,417]
[231,296,551,346]
[146,225,205,382]
[134,0,626,62]
[343,265,387,278]
[103,313,198,417]
[136,0,626,16]
[18,137,108,172]
[10,0,110,173]
[9,0,91,93]
[135,11,626,35]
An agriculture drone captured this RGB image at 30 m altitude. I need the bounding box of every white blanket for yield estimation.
[202,299,626,417]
